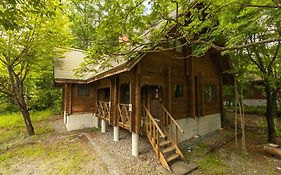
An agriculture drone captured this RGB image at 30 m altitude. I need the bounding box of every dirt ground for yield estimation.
[2,113,281,175]
[186,112,281,175]
[0,115,163,175]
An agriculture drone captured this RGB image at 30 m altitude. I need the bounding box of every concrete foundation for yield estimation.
[65,113,94,131]
[93,114,99,128]
[113,125,119,142]
[132,132,139,157]
[242,99,266,107]
[176,113,221,142]
[101,119,106,133]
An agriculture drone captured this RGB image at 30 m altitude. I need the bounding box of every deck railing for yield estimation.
[96,101,111,122]
[143,106,166,158]
[159,104,184,144]
[117,103,132,130]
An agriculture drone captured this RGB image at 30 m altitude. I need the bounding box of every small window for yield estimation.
[104,88,110,98]
[173,84,184,98]
[120,83,130,104]
[175,40,183,53]
[205,84,217,102]
[78,85,90,96]
[168,38,183,53]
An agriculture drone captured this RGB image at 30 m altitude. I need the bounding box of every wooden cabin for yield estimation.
[54,43,233,170]
[242,80,281,107]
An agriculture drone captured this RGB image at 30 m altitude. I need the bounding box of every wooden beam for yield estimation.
[63,84,67,113]
[219,74,225,127]
[135,64,141,134]
[111,75,119,125]
[168,67,172,112]
[93,83,97,113]
[68,83,72,115]
[191,58,196,118]
[199,72,205,116]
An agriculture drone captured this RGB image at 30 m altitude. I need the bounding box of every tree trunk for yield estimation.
[265,84,276,143]
[20,107,35,136]
[7,67,35,136]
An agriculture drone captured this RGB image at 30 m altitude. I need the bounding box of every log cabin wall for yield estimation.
[61,49,223,129]
[70,83,95,113]
[194,53,222,116]
[139,50,222,120]
[139,51,191,120]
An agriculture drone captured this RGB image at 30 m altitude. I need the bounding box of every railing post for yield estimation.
[157,132,160,158]
[176,128,179,144]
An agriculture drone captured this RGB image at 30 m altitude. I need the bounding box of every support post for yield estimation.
[168,67,172,112]
[114,125,119,142]
[101,119,106,133]
[132,132,139,157]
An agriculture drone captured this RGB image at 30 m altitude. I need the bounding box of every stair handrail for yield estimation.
[159,104,184,133]
[143,106,165,138]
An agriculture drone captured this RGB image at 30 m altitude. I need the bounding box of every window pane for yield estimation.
[204,84,217,102]
[173,84,183,98]
[175,40,183,53]
[78,85,90,96]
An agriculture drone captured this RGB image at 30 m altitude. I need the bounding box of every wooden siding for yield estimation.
[62,49,224,131]
[70,83,95,113]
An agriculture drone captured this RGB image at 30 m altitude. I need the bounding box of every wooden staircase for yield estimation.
[143,105,187,173]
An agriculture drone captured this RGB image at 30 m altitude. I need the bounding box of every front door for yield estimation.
[149,86,160,120]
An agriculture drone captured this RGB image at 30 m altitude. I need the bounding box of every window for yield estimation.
[173,84,184,98]
[104,88,110,98]
[168,38,183,53]
[204,84,217,102]
[78,85,90,96]
[120,83,130,104]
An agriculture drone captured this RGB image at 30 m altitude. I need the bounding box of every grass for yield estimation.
[0,110,54,145]
[0,110,96,174]
[197,153,230,175]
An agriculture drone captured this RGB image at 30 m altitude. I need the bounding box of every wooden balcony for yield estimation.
[96,101,111,123]
[117,103,132,130]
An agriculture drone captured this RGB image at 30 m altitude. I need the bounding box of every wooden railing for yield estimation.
[143,106,166,158]
[117,103,132,130]
[159,104,184,144]
[96,101,111,122]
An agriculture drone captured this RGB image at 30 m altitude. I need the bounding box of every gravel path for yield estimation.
[84,125,163,175]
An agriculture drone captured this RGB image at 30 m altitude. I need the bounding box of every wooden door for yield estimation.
[149,86,161,120]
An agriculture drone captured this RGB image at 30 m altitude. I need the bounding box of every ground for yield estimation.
[186,112,281,175]
[1,111,281,174]
[0,111,162,175]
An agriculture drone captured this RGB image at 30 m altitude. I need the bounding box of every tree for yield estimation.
[0,0,71,136]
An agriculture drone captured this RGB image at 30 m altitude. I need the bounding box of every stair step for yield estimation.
[162,146,176,154]
[166,153,181,163]
[160,140,172,147]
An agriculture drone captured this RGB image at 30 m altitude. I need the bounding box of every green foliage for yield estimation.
[0,0,72,116]
[244,106,267,115]
[0,110,54,129]
[276,128,281,137]
[0,110,54,146]
[197,153,230,175]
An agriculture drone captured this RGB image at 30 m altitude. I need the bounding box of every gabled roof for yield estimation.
[54,48,143,84]
[54,7,234,85]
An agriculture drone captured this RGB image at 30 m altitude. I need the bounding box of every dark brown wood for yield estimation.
[135,64,141,134]
[111,75,119,125]
[68,83,72,114]
[60,49,226,133]
[168,67,172,112]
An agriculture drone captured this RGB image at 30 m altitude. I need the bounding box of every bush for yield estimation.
[244,106,266,115]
